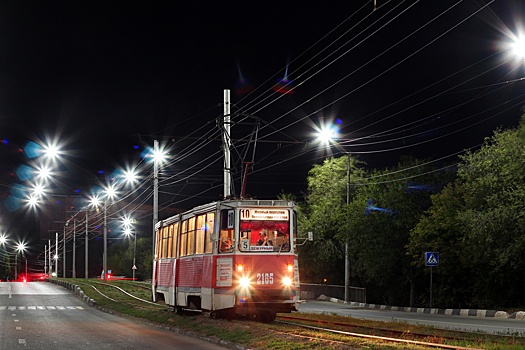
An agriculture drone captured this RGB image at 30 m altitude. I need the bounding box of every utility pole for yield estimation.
[48,239,51,277]
[85,212,89,278]
[55,232,58,277]
[63,225,66,278]
[223,89,231,198]
[153,139,159,255]
[345,154,350,303]
[72,219,76,278]
[103,199,107,282]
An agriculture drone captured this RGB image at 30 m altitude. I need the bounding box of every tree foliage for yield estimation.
[298,154,451,304]
[108,236,152,280]
[408,117,525,308]
[298,156,365,284]
[347,157,452,305]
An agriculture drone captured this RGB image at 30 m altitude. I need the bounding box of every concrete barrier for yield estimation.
[317,294,522,320]
[45,279,96,307]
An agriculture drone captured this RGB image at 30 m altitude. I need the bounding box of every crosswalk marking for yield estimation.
[0,306,85,310]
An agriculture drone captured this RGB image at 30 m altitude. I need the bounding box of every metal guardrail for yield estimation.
[300,283,366,303]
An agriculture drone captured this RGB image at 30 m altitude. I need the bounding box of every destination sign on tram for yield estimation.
[240,208,289,221]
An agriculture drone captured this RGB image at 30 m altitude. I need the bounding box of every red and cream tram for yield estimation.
[152,199,301,322]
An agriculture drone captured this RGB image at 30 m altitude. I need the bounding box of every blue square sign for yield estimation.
[425,252,439,267]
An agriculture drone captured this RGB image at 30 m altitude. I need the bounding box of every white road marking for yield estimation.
[18,339,26,344]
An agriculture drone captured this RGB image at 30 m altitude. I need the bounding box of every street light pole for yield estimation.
[103,199,108,282]
[153,139,159,256]
[15,252,18,281]
[132,230,137,281]
[63,225,66,278]
[345,154,350,303]
[48,239,51,277]
[85,211,89,278]
[72,219,76,278]
[55,232,58,277]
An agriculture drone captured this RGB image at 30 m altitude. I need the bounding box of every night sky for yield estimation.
[1,1,525,247]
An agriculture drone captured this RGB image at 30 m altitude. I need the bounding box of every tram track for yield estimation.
[58,279,523,349]
[275,318,482,350]
[73,280,165,310]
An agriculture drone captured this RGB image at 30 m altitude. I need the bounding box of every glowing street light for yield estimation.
[14,242,27,281]
[511,35,525,60]
[122,216,137,281]
[151,140,168,257]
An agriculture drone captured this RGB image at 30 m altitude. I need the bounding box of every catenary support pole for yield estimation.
[63,226,66,278]
[223,89,231,198]
[85,212,89,278]
[72,220,76,278]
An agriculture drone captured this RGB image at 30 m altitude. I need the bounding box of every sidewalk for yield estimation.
[317,294,525,320]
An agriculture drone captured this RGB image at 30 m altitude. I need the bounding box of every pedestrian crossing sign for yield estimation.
[425,252,439,266]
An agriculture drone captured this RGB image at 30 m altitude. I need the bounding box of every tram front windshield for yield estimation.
[238,220,291,252]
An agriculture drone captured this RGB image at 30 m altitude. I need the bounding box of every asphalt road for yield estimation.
[298,300,525,335]
[0,282,226,350]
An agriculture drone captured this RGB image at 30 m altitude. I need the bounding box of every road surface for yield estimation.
[0,282,226,349]
[298,300,525,335]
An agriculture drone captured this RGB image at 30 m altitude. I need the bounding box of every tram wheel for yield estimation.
[175,306,184,315]
[258,310,276,323]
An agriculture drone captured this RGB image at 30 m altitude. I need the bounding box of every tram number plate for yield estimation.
[257,272,274,285]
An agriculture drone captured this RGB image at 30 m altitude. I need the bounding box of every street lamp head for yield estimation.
[122,215,133,228]
[123,227,132,236]
[123,167,138,185]
[316,124,339,145]
[511,36,525,60]
[16,242,27,253]
[149,143,168,165]
[42,141,62,160]
[35,164,53,181]
[27,195,40,208]
[105,184,117,199]
[90,195,101,207]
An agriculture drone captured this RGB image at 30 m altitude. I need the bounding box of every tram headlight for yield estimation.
[239,277,250,287]
[282,277,292,287]
[287,264,293,272]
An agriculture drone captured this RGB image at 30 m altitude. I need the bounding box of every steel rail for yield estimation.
[275,320,483,350]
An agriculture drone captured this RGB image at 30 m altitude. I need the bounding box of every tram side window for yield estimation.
[172,222,179,258]
[155,228,162,259]
[219,209,234,253]
[219,229,233,253]
[195,215,205,254]
[167,224,174,258]
[161,226,170,258]
[180,220,188,257]
[204,212,214,254]
[187,217,196,255]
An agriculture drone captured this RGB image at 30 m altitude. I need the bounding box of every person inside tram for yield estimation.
[221,237,232,252]
[257,231,273,246]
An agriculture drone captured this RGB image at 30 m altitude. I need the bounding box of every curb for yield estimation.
[317,294,525,320]
[45,278,97,307]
